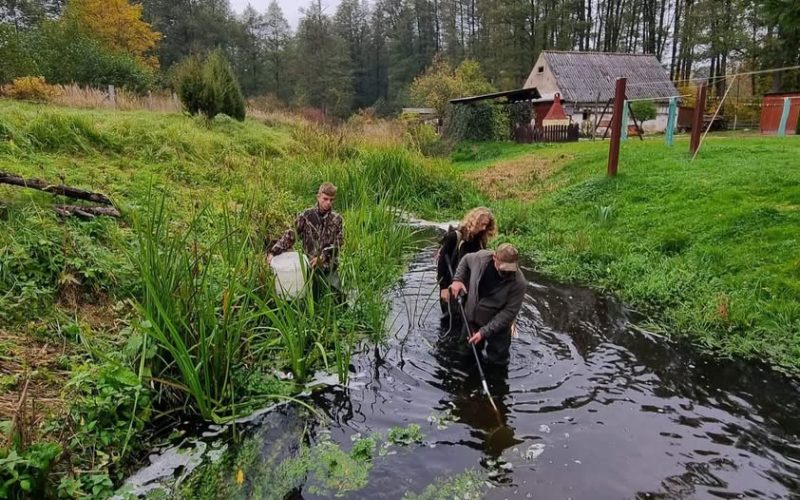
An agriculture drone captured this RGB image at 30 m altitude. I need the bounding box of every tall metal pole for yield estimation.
[607,77,627,177]
[690,82,707,155]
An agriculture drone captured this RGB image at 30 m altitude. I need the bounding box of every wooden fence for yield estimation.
[514,123,580,144]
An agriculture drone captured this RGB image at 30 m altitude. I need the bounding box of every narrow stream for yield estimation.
[308,245,800,498]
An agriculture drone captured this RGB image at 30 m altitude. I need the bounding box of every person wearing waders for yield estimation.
[448,244,526,367]
[268,182,343,299]
[436,207,497,318]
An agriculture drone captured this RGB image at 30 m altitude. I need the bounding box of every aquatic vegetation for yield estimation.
[402,469,486,500]
[179,431,377,498]
[349,435,378,462]
[427,404,460,430]
[386,424,425,447]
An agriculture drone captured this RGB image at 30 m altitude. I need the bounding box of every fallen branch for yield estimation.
[54,205,121,220]
[0,170,114,206]
[10,373,31,448]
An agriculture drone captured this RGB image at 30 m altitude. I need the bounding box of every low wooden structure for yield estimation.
[760,92,800,135]
[677,105,727,132]
[448,87,581,144]
[513,123,579,143]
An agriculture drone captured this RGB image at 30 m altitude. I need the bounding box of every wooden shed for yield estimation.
[760,92,800,135]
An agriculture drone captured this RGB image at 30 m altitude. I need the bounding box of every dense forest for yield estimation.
[1,0,798,116]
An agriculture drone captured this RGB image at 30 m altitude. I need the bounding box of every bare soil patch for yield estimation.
[467,152,574,201]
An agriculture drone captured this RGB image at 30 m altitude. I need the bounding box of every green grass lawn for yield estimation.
[464,135,800,369]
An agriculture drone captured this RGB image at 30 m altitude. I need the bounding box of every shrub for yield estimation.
[0,442,62,499]
[172,54,205,116]
[405,122,440,156]
[0,25,38,84]
[444,102,509,142]
[65,362,151,466]
[2,76,61,102]
[630,100,658,122]
[28,22,155,93]
[173,50,246,121]
[508,102,533,126]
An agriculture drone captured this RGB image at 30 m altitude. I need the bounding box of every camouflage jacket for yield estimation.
[270,207,344,269]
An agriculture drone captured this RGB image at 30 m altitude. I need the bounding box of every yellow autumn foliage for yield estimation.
[2,76,62,102]
[63,0,160,69]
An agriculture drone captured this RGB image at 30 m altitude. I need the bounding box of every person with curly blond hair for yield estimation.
[437,207,497,309]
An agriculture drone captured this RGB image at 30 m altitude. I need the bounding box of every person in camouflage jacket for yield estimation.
[268,182,344,274]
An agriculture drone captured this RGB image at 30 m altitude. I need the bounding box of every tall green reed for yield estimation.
[249,269,337,383]
[130,199,264,423]
[338,195,415,342]
[128,147,451,419]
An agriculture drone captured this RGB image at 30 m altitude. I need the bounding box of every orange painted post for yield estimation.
[690,82,707,155]
[607,77,627,177]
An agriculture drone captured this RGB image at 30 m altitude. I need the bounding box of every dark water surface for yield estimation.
[308,246,800,499]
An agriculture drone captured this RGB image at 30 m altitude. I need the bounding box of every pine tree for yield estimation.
[263,0,292,102]
[294,0,354,117]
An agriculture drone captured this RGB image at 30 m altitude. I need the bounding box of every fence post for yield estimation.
[665,97,677,147]
[777,97,791,137]
[621,100,630,141]
[608,77,627,177]
[690,82,707,155]
[108,85,116,108]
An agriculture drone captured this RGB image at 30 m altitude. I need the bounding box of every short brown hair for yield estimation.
[318,182,337,197]
[495,243,519,272]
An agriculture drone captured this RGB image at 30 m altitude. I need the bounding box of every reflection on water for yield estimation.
[311,246,800,498]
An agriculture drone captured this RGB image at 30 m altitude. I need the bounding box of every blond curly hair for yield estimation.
[459,207,497,248]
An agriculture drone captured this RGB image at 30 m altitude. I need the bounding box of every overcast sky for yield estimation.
[229,0,342,30]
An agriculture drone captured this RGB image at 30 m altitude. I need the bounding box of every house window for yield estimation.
[582,110,590,120]
[537,66,544,73]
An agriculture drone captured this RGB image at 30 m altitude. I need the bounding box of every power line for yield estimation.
[624,64,800,89]
[625,94,692,102]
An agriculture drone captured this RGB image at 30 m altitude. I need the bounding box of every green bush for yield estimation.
[0,442,61,499]
[630,100,658,122]
[0,22,154,92]
[173,50,246,121]
[444,102,509,142]
[0,25,38,83]
[508,102,533,126]
[65,362,151,466]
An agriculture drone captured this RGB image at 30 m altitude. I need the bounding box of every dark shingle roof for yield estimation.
[544,51,679,103]
[449,87,541,105]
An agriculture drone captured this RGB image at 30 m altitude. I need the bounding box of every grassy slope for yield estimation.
[455,136,800,369]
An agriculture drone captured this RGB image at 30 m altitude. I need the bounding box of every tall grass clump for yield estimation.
[339,195,415,340]
[250,273,339,383]
[129,192,416,417]
[314,148,476,219]
[26,111,117,154]
[131,199,265,423]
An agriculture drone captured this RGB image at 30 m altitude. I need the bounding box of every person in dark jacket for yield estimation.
[437,207,497,312]
[449,244,527,367]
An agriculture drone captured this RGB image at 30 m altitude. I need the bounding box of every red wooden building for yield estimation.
[760,92,800,135]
